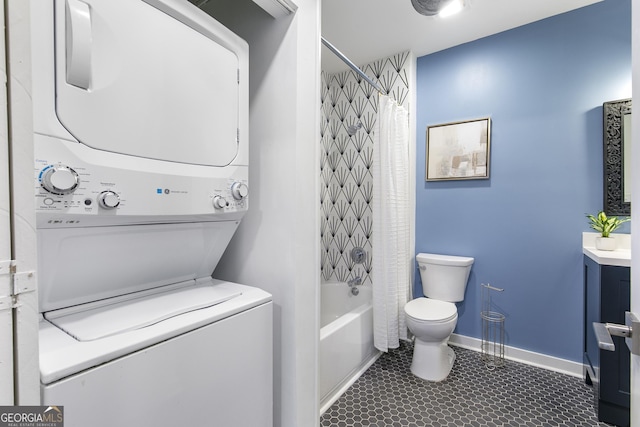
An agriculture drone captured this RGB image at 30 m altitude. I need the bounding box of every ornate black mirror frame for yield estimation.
[603,98,631,216]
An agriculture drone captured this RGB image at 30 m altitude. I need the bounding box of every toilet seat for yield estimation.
[405,298,457,323]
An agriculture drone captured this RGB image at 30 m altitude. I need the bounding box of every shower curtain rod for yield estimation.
[321,36,385,95]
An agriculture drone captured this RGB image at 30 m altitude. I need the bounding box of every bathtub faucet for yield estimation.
[347,276,362,287]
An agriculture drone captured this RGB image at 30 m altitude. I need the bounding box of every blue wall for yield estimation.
[415,0,631,362]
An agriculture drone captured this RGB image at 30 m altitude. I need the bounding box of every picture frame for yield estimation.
[426,117,491,181]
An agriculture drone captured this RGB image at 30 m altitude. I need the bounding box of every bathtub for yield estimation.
[319,282,380,413]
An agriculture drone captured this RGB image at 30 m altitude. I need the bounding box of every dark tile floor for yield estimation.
[320,341,613,427]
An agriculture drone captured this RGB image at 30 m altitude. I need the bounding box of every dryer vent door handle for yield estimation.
[65,0,92,90]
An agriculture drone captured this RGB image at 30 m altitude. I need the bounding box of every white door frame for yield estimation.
[0,0,14,406]
[5,0,39,405]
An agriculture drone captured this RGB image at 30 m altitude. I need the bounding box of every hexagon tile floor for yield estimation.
[320,341,614,427]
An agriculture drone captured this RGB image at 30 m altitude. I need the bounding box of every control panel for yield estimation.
[34,138,249,228]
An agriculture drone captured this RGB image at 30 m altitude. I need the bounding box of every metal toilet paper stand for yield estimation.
[480,283,505,369]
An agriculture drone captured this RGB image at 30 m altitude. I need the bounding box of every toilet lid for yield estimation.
[405,298,457,322]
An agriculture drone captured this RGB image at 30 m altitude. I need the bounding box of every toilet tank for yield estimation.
[417,253,474,302]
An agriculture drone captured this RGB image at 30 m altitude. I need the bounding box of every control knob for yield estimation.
[40,165,80,195]
[98,191,120,209]
[231,182,248,200]
[213,195,228,209]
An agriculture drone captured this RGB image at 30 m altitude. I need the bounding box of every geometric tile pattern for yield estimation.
[320,341,613,426]
[320,52,411,286]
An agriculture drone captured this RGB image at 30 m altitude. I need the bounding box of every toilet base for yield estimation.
[410,339,456,382]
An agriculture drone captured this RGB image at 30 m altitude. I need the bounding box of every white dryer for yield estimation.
[31,1,272,426]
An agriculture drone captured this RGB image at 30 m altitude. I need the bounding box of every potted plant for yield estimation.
[586,211,630,251]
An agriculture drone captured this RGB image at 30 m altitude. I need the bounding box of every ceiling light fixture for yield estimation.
[411,0,445,16]
[438,0,464,17]
[410,0,465,18]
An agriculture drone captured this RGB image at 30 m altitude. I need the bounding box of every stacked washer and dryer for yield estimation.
[32,1,272,426]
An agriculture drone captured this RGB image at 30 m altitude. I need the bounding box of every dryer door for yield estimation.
[54,0,240,167]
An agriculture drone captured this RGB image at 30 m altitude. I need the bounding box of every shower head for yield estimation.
[411,0,451,16]
[346,122,363,136]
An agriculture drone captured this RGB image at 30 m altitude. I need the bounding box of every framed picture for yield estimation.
[426,117,491,181]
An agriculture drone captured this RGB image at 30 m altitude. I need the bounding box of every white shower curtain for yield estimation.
[372,95,411,352]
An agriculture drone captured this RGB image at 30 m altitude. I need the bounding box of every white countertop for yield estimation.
[582,232,631,267]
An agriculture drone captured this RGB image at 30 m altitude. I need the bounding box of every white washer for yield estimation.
[31,1,271,426]
[39,279,272,427]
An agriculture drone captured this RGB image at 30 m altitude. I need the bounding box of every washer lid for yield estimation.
[405,298,457,322]
[44,283,242,341]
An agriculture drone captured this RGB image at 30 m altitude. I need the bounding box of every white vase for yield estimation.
[595,236,617,251]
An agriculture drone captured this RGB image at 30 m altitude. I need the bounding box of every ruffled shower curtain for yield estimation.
[372,95,411,352]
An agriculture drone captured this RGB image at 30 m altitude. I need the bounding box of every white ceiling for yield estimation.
[321,0,602,73]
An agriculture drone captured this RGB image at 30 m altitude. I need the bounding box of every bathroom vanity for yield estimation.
[583,233,630,427]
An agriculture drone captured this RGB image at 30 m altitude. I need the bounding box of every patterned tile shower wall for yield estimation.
[320,52,411,285]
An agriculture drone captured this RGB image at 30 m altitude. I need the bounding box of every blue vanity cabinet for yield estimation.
[583,255,630,427]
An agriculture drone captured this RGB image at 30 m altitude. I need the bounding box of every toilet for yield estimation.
[404,252,474,381]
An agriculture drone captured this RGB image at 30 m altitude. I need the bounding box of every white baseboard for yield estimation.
[449,334,583,378]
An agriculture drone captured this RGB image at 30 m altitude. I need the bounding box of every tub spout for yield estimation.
[348,277,362,287]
